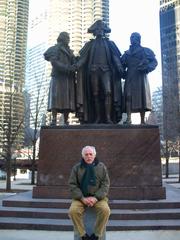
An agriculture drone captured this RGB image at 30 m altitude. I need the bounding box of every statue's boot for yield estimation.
[105,95,113,124]
[140,111,145,124]
[50,109,57,126]
[50,118,56,126]
[124,101,132,124]
[124,113,132,124]
[64,111,69,125]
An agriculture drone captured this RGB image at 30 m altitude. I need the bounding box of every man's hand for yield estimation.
[81,197,90,206]
[88,197,98,206]
[81,197,98,207]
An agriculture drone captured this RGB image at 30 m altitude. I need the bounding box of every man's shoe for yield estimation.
[82,233,90,240]
[90,233,99,240]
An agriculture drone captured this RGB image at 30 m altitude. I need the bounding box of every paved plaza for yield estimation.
[0,229,180,240]
[0,177,180,240]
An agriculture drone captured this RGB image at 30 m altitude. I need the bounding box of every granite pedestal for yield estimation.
[74,207,106,240]
[33,124,166,200]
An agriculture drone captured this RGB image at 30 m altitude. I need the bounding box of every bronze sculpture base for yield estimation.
[33,124,166,200]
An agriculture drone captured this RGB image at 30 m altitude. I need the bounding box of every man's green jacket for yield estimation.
[68,161,110,200]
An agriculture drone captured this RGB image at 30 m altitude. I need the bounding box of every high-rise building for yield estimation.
[26,0,109,127]
[148,87,163,139]
[160,0,180,140]
[0,0,29,150]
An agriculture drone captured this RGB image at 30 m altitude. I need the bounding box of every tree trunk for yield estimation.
[6,150,12,191]
[179,146,180,183]
[31,142,36,185]
[165,140,169,178]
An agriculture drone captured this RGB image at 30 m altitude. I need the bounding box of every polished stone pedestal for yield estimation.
[33,124,166,200]
[74,207,106,240]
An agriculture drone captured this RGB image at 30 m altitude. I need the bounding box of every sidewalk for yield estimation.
[0,229,180,240]
[0,179,34,203]
[0,177,180,239]
[0,178,34,192]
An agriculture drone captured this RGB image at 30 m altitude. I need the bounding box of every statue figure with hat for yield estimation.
[75,20,124,124]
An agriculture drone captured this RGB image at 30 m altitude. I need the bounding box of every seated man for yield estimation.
[68,146,110,240]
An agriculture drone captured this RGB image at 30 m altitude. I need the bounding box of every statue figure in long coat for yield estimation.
[44,32,76,125]
[75,20,124,124]
[121,32,158,124]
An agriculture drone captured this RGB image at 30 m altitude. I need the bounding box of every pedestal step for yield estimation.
[1,189,180,230]
[0,217,180,231]
[1,207,180,220]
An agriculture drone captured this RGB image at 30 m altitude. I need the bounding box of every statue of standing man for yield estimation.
[121,32,158,124]
[44,32,76,126]
[75,20,124,124]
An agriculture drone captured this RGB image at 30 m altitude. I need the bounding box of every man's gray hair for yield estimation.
[81,146,96,158]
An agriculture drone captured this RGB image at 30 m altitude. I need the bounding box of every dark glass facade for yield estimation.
[160,0,180,139]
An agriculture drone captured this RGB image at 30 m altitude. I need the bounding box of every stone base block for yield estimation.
[33,124,166,200]
[74,207,106,240]
[109,186,166,200]
[33,185,166,200]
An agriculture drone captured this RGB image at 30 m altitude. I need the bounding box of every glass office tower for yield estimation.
[160,0,180,139]
[0,0,29,150]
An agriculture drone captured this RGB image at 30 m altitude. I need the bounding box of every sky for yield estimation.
[110,0,162,93]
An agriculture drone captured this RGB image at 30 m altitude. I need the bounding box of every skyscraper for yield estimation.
[0,0,29,150]
[148,87,163,139]
[160,0,180,139]
[26,0,109,127]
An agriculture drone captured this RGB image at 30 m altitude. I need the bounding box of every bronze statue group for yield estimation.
[44,20,158,126]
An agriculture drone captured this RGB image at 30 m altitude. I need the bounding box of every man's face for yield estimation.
[62,34,70,45]
[83,148,95,164]
[58,33,70,45]
[130,34,140,46]
[94,28,104,38]
[64,34,70,44]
